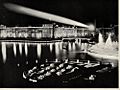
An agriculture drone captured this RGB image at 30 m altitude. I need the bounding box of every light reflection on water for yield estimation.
[13,43,17,56]
[50,43,53,52]
[55,42,59,58]
[0,41,88,64]
[25,43,28,56]
[68,42,72,51]
[1,42,7,63]
[72,42,76,50]
[0,40,118,68]
[37,43,41,58]
[19,43,22,55]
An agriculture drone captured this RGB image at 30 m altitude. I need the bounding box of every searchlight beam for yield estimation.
[4,3,89,28]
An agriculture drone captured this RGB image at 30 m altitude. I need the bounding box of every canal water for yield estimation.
[0,41,118,88]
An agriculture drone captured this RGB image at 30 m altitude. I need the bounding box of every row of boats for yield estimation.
[23,59,113,83]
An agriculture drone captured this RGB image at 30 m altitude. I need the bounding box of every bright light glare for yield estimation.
[4,3,89,28]
[88,24,95,31]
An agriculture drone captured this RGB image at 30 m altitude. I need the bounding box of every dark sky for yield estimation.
[0,0,118,27]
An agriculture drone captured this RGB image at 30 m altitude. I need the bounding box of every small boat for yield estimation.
[96,67,111,73]
[84,63,100,68]
[22,59,113,83]
[62,38,76,42]
[88,41,96,45]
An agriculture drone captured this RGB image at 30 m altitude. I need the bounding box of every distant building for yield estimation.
[0,24,97,39]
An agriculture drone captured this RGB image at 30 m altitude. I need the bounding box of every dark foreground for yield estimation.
[0,60,118,88]
[0,41,118,88]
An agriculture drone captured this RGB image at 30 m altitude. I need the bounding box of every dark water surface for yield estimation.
[0,41,118,88]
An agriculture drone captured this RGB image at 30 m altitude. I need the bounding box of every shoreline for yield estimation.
[0,39,62,43]
[87,51,118,68]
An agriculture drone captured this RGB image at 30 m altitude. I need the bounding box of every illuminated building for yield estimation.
[0,24,103,40]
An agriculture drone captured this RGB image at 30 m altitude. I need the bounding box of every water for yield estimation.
[0,40,118,88]
[37,43,41,58]
[98,33,104,44]
[13,43,17,56]
[25,43,28,56]
[98,33,118,49]
[0,41,90,66]
[19,43,22,55]
[105,33,115,50]
[1,42,7,63]
[88,33,118,68]
[90,32,118,53]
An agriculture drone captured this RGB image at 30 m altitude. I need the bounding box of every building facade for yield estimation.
[0,24,95,39]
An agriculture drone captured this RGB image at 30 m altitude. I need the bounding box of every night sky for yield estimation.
[0,0,118,27]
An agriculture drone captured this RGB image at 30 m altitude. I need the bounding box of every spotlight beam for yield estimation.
[4,3,89,28]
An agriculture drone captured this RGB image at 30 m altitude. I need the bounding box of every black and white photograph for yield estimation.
[0,0,118,88]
